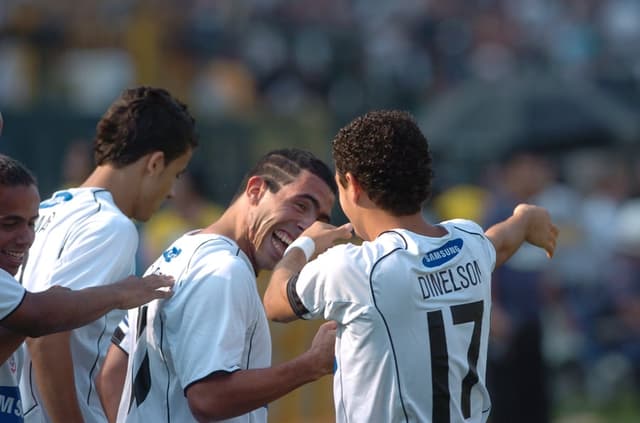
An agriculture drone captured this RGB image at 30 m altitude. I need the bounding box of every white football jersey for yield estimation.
[0,269,26,422]
[291,220,496,423]
[117,232,271,423]
[18,188,137,423]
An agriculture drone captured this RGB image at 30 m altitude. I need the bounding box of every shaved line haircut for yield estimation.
[231,148,337,203]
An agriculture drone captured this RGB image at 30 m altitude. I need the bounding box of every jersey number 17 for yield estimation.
[427,300,484,422]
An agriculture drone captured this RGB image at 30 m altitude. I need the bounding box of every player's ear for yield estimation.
[245,175,268,205]
[344,172,361,202]
[145,152,166,176]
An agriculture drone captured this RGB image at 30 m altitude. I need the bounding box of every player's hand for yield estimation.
[307,320,337,378]
[513,204,559,258]
[114,274,175,309]
[301,221,353,257]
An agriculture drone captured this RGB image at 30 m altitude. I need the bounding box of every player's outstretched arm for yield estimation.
[485,203,559,268]
[264,221,352,322]
[0,274,173,337]
[186,321,336,422]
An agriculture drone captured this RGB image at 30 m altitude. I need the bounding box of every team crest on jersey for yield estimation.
[163,246,182,262]
[422,239,463,268]
[40,191,73,209]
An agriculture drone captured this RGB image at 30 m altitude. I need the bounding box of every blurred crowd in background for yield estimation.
[1,0,639,116]
[1,0,640,421]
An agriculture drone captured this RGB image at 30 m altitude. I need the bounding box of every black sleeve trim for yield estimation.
[0,289,27,322]
[286,274,309,317]
[111,325,125,345]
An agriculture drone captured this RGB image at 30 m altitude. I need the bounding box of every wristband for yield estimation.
[284,236,315,262]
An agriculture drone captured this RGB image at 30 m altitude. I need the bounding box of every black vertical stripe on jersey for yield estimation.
[135,306,148,340]
[451,300,483,419]
[129,306,151,411]
[160,313,172,422]
[427,310,451,422]
[367,240,410,423]
[86,316,108,405]
[246,320,258,369]
[131,352,152,407]
[23,362,38,416]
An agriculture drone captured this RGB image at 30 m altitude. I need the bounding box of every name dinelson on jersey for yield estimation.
[418,260,484,300]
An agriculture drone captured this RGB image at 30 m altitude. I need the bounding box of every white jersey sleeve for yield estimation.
[0,269,26,321]
[291,243,366,322]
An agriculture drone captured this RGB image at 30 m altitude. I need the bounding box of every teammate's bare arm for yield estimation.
[485,203,559,268]
[0,274,173,337]
[96,344,128,423]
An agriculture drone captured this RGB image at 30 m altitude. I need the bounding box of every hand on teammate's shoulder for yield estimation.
[114,274,175,309]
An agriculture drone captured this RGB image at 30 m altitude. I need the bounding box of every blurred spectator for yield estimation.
[482,148,555,423]
[1,0,638,119]
[60,139,92,188]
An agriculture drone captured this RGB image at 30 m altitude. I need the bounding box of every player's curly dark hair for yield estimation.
[332,110,433,216]
[232,148,337,202]
[94,86,198,167]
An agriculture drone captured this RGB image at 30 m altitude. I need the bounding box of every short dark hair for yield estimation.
[332,110,433,215]
[232,148,336,202]
[0,154,37,187]
[94,86,198,167]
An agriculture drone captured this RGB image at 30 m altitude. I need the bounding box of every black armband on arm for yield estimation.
[286,274,309,317]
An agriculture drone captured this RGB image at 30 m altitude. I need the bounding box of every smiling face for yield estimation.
[247,169,335,271]
[0,183,39,275]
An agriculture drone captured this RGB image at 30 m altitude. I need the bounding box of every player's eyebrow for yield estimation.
[298,194,331,223]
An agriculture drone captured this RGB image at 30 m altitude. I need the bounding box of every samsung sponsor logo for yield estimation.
[0,386,22,420]
[422,239,463,268]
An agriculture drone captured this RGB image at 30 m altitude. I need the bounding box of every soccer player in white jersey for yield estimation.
[264,110,559,423]
[97,149,338,423]
[16,87,197,423]
[0,153,174,423]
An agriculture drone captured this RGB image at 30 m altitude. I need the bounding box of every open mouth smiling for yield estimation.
[272,229,293,256]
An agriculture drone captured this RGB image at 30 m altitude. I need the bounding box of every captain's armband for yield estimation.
[286,273,309,317]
